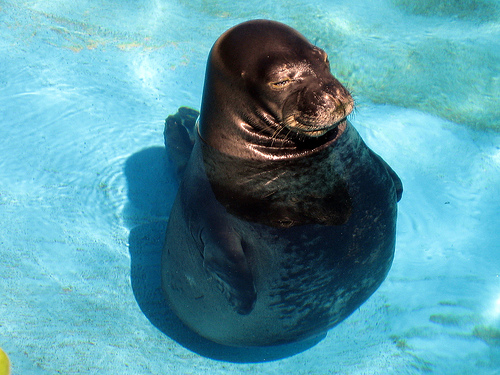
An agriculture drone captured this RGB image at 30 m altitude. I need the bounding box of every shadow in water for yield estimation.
[125,146,322,363]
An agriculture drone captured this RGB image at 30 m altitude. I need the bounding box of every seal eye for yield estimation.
[269,78,293,89]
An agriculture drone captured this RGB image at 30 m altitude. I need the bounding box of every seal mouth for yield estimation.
[283,115,347,138]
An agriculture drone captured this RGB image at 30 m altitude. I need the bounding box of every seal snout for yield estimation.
[321,81,355,117]
[285,82,354,137]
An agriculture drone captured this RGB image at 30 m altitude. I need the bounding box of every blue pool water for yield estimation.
[1,0,499,373]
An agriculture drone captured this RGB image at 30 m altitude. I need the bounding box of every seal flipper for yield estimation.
[201,224,256,315]
[164,107,199,179]
[368,149,403,202]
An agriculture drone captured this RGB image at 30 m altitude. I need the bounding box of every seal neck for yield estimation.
[247,120,347,160]
[198,114,347,161]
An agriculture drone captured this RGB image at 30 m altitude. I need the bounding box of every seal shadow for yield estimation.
[124,146,323,363]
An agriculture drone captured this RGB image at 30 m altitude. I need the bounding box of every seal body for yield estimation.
[162,20,402,347]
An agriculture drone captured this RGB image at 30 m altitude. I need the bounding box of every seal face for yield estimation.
[162,20,403,347]
[198,20,354,161]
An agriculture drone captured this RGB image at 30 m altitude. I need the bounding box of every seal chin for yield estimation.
[284,115,347,138]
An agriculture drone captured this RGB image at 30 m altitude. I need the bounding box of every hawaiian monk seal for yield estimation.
[162,19,403,347]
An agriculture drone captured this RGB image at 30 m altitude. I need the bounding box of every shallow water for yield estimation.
[1,0,499,374]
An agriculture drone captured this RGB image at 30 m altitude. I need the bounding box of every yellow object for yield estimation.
[0,348,10,375]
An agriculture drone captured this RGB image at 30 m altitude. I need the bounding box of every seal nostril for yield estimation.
[322,92,335,103]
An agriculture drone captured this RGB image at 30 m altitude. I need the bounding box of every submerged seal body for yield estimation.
[162,20,403,347]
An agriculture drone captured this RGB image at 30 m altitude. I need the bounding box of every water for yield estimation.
[0,0,499,373]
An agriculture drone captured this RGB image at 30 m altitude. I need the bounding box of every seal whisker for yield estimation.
[263,171,287,186]
[270,124,287,146]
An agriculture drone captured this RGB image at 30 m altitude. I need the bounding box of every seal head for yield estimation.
[198,19,354,160]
